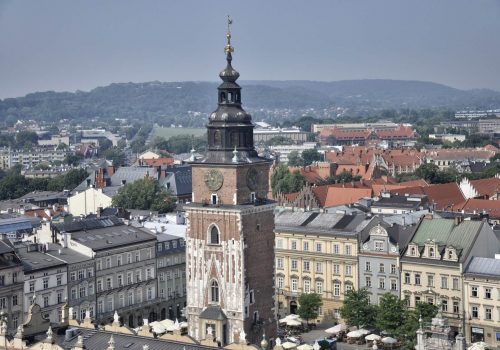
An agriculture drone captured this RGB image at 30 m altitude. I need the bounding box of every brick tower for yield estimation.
[185,19,276,346]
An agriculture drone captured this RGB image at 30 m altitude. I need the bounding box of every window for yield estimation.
[452,277,459,290]
[427,275,434,287]
[118,274,123,286]
[43,278,49,289]
[119,294,125,307]
[303,242,309,251]
[97,280,103,292]
[441,276,448,289]
[106,258,111,268]
[146,268,153,279]
[345,284,353,292]
[345,265,352,276]
[127,272,132,284]
[365,262,371,272]
[375,241,384,251]
[57,275,62,286]
[117,255,122,266]
[411,247,416,256]
[211,280,219,303]
[333,244,340,254]
[390,264,396,274]
[107,298,114,311]
[147,287,154,300]
[485,308,492,320]
[291,278,298,292]
[135,252,140,262]
[316,281,323,294]
[379,263,385,273]
[304,280,310,293]
[485,288,492,299]
[277,276,284,289]
[43,296,49,307]
[441,300,448,312]
[210,226,220,245]
[137,289,142,303]
[79,286,86,298]
[315,262,323,273]
[87,268,93,277]
[316,243,322,252]
[415,274,421,285]
[333,264,340,274]
[391,280,397,291]
[379,278,385,290]
[127,253,132,264]
[211,194,217,205]
[98,300,103,313]
[128,292,134,305]
[405,273,411,284]
[291,240,297,250]
[303,261,310,272]
[0,298,5,309]
[135,270,141,282]
[276,239,283,249]
[453,301,459,313]
[472,306,478,318]
[415,296,421,304]
[429,247,435,257]
[106,277,112,289]
[291,260,298,270]
[365,277,372,288]
[88,284,94,295]
[333,283,340,297]
[472,286,478,297]
[70,272,76,281]
[96,260,102,271]
[345,245,352,255]
[12,294,18,306]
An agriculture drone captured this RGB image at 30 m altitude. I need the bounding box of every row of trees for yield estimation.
[0,131,39,149]
[340,289,437,350]
[0,167,88,200]
[150,134,207,154]
[287,149,323,167]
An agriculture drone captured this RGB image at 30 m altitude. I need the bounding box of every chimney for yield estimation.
[86,178,91,187]
[107,165,115,177]
[97,207,103,218]
[454,216,463,225]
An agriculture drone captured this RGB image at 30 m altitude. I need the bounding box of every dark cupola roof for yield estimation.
[194,18,270,165]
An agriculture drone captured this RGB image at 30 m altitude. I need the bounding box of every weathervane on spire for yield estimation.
[225,15,234,54]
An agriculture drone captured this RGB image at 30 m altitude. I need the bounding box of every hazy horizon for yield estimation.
[1,0,499,99]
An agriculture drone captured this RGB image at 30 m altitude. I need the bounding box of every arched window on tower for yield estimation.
[228,92,233,102]
[210,226,220,245]
[213,130,222,147]
[219,92,226,103]
[210,280,219,303]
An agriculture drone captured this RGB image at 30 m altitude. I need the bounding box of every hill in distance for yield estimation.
[1,79,499,125]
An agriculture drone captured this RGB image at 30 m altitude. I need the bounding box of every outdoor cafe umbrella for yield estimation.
[282,342,298,349]
[297,344,314,350]
[358,329,371,335]
[280,314,303,324]
[347,330,363,338]
[151,323,167,334]
[365,334,381,341]
[381,337,397,344]
[286,319,303,327]
[325,324,347,334]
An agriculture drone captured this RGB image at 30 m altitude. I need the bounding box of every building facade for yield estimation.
[156,233,186,321]
[0,238,24,332]
[275,211,366,322]
[185,28,276,345]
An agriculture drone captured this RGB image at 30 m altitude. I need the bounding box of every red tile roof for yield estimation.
[457,198,500,218]
[324,187,373,207]
[391,182,465,210]
[469,177,500,198]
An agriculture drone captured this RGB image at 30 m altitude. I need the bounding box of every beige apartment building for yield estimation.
[275,211,369,322]
[400,217,500,336]
[463,257,500,347]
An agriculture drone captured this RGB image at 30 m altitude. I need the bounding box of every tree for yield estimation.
[102,147,126,166]
[376,293,406,335]
[415,163,439,183]
[396,303,437,349]
[98,138,113,153]
[270,164,305,196]
[64,153,84,166]
[265,136,293,146]
[15,131,38,148]
[287,151,303,166]
[297,293,323,324]
[112,178,176,213]
[301,149,323,166]
[340,289,376,328]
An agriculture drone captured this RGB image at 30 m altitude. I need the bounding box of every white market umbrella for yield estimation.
[159,319,174,327]
[347,330,363,338]
[468,342,489,350]
[152,324,166,334]
[325,324,347,334]
[365,334,381,341]
[179,321,188,328]
[358,329,371,335]
[282,342,298,349]
[286,319,303,327]
[297,344,314,350]
[382,337,397,344]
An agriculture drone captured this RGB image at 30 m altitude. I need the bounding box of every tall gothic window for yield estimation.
[210,226,220,245]
[214,130,222,147]
[211,280,219,303]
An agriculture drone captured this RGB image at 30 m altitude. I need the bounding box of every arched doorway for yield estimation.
[290,301,298,314]
[161,308,166,320]
[137,316,143,326]
[149,311,156,322]
[128,314,134,328]
[169,307,174,320]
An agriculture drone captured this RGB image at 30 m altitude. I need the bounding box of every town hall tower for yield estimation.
[185,20,276,345]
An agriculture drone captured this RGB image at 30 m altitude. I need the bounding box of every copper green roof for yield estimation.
[411,218,483,250]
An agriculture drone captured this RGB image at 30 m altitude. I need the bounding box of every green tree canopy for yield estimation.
[301,149,323,166]
[340,289,376,328]
[375,293,406,335]
[287,151,303,166]
[102,146,126,167]
[112,178,176,213]
[270,163,305,196]
[297,293,323,324]
[15,131,38,148]
[265,136,294,146]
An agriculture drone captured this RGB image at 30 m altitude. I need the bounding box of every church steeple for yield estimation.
[201,17,265,164]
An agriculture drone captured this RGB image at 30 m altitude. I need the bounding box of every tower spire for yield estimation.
[225,15,234,56]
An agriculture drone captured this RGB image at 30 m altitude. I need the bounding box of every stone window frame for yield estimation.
[207,223,222,246]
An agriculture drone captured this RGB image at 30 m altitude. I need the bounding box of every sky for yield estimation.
[0,0,499,99]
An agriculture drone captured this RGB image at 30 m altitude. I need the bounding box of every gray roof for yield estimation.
[20,191,69,202]
[360,216,418,253]
[15,243,66,272]
[0,216,39,234]
[46,243,91,264]
[53,215,122,233]
[110,167,158,187]
[161,165,192,196]
[371,194,427,210]
[199,305,227,321]
[51,327,210,350]
[465,257,500,278]
[69,225,156,251]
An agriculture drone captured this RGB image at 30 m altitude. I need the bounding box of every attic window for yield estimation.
[429,247,435,258]
[411,247,416,256]
[448,250,453,259]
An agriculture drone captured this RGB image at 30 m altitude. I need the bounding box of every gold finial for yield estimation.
[224,15,234,54]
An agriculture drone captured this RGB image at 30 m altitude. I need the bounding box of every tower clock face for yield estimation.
[204,169,224,191]
[246,168,258,190]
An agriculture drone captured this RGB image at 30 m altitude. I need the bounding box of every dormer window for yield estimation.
[411,247,416,256]
[448,251,453,259]
[429,247,435,258]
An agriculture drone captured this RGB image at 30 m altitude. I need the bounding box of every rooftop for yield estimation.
[69,225,157,251]
[465,257,500,278]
